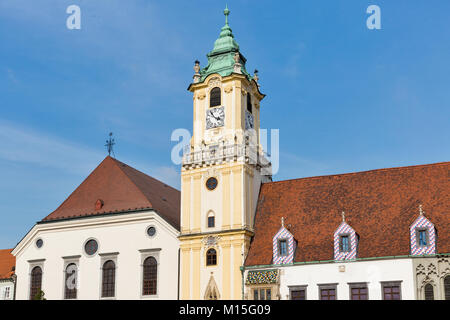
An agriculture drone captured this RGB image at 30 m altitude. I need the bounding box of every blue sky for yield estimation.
[0,0,449,248]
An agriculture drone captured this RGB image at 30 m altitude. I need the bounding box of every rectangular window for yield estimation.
[4,287,10,299]
[349,283,368,300]
[260,289,265,300]
[208,216,215,228]
[253,288,271,300]
[382,282,402,300]
[417,229,428,246]
[319,284,337,300]
[278,240,288,256]
[340,235,350,252]
[290,289,306,300]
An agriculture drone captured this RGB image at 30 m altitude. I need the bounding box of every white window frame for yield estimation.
[27,259,45,300]
[62,255,80,300]
[139,248,161,299]
[99,252,119,300]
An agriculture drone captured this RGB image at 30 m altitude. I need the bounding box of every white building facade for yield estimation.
[244,258,416,300]
[0,279,15,300]
[13,211,179,300]
[12,156,181,300]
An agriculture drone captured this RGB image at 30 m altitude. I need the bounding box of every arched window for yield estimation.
[207,212,215,228]
[445,276,450,300]
[424,283,434,300]
[64,263,77,299]
[210,87,221,107]
[101,260,116,298]
[29,266,42,300]
[142,257,157,296]
[247,94,252,113]
[206,248,217,266]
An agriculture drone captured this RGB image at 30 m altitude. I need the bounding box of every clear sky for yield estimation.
[0,0,449,249]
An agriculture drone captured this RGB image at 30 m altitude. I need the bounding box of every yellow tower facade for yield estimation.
[179,7,271,300]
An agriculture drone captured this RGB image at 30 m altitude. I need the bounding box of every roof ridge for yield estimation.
[42,156,113,220]
[108,157,155,209]
[111,157,179,193]
[266,161,450,185]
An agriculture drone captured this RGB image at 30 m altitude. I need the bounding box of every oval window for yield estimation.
[84,239,98,256]
[147,226,156,237]
[206,177,218,191]
[36,239,43,249]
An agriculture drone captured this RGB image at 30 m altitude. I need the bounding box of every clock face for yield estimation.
[245,110,254,130]
[206,106,225,129]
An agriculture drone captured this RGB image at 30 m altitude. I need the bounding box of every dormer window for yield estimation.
[278,240,288,256]
[334,212,358,261]
[410,206,436,256]
[210,87,221,107]
[340,235,350,252]
[272,218,296,265]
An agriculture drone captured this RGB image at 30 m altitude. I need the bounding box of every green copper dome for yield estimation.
[199,6,253,82]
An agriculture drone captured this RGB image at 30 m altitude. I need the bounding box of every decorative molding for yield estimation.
[224,85,233,93]
[27,259,45,263]
[62,255,81,260]
[197,92,206,100]
[208,77,221,88]
[246,269,279,285]
[99,252,119,257]
[202,235,221,247]
[138,248,162,253]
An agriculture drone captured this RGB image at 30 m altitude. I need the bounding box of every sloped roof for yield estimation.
[0,249,15,280]
[245,162,450,266]
[42,156,180,230]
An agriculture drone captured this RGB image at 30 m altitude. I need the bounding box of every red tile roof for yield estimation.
[245,162,450,266]
[0,249,15,279]
[42,156,181,230]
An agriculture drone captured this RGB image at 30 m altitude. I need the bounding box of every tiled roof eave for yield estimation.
[244,252,450,269]
[38,207,154,224]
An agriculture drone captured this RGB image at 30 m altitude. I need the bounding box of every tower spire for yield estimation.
[224,5,230,26]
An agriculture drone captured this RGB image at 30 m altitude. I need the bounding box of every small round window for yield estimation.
[36,239,43,249]
[147,226,156,237]
[206,177,218,191]
[84,239,98,256]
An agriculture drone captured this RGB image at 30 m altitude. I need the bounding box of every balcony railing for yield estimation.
[182,143,271,171]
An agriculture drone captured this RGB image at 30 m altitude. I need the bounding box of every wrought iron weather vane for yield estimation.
[105,132,115,157]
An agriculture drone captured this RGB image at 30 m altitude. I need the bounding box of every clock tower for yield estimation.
[179,7,271,300]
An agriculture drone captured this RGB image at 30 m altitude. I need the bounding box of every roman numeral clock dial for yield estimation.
[206,106,225,129]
